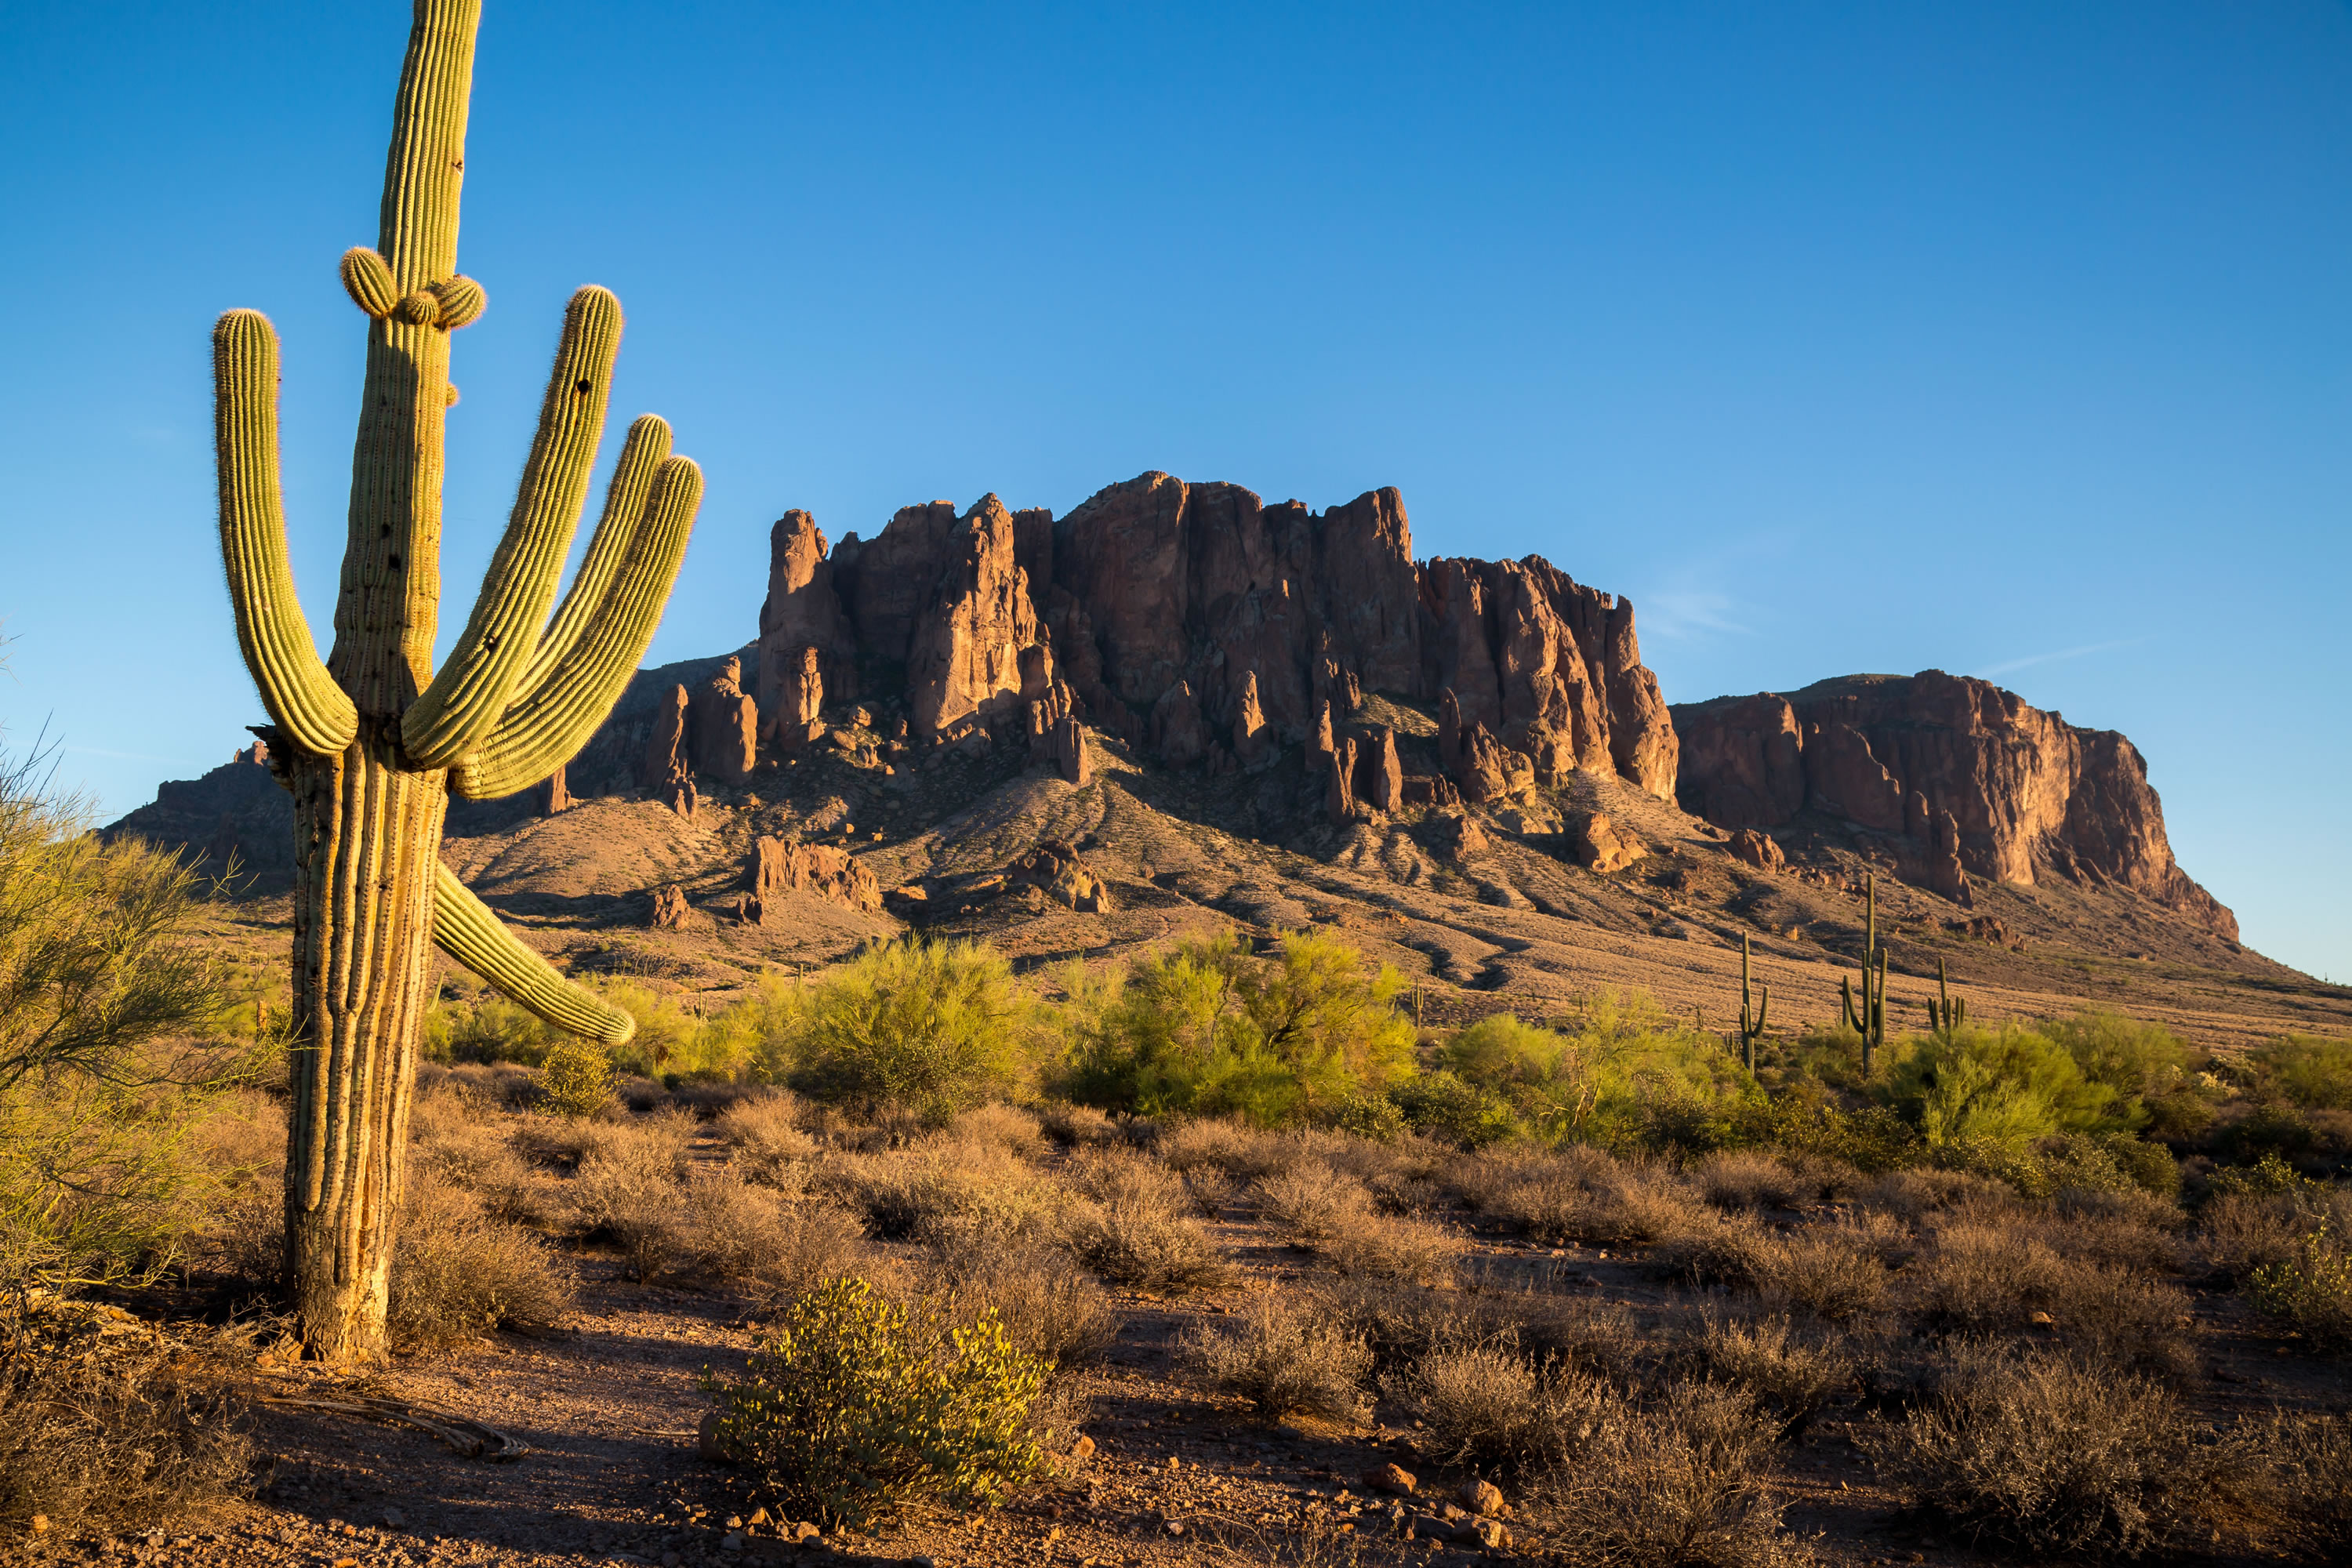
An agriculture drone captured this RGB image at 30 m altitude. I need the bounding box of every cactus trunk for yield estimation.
[283,742,449,1363]
[214,0,702,1363]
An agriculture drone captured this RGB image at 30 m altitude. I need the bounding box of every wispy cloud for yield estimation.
[1974,637,2150,678]
[1637,588,1751,642]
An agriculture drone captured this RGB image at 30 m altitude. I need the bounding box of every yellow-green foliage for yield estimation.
[704,1277,1047,1528]
[2243,1035,2352,1112]
[539,1037,615,1120]
[787,939,1035,1123]
[2248,1221,2352,1350]
[1062,930,1414,1125]
[1884,1023,2135,1148]
[1437,1002,1752,1149]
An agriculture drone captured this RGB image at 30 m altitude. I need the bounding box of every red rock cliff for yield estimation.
[749,470,1678,800]
[1671,671,2235,938]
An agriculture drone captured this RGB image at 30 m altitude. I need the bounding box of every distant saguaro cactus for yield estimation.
[1839,872,1889,1076]
[1922,955,1967,1042]
[212,0,702,1362]
[1732,931,1769,1073]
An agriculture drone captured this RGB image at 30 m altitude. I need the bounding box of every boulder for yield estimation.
[1568,812,1643,874]
[1009,842,1114,913]
[1727,828,1784,873]
[1433,812,1489,857]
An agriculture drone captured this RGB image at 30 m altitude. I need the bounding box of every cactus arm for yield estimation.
[1840,975,1862,1033]
[212,310,360,757]
[1753,983,1769,1036]
[451,455,702,800]
[430,861,634,1045]
[515,414,673,695]
[402,286,623,767]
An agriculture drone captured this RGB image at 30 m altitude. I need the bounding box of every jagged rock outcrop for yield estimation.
[1328,736,1361,822]
[745,834,883,917]
[642,684,691,791]
[690,657,760,782]
[99,742,294,893]
[1726,829,1784,873]
[1673,671,2234,936]
[649,884,694,929]
[754,509,858,722]
[904,496,1047,740]
[1025,679,1090,786]
[532,766,575,817]
[738,471,1676,800]
[1358,726,1403,815]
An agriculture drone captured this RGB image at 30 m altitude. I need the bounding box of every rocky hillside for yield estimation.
[109,474,2348,1051]
[1672,671,2236,938]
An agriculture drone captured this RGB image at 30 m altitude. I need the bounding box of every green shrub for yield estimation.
[1062,930,1414,1125]
[2245,1035,2352,1112]
[1440,1005,1755,1151]
[539,1037,615,1120]
[788,939,1035,1123]
[705,1277,1047,1529]
[1885,1024,2131,1151]
[2206,1151,2314,1201]
[2247,1221,2352,1351]
[2217,1103,2318,1164]
[2044,1010,2201,1103]
[1388,1069,1520,1149]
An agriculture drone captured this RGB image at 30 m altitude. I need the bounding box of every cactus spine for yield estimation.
[1923,955,1966,1042]
[1733,931,1769,1073]
[212,0,702,1363]
[1838,871,1889,1076]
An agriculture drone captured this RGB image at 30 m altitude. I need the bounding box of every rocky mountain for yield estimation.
[1671,671,2237,938]
[110,474,2345,1051]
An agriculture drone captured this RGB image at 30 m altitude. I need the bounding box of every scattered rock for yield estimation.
[1726,827,1783,872]
[1010,843,1114,913]
[649,884,695,930]
[1568,811,1644,874]
[1459,1479,1506,1518]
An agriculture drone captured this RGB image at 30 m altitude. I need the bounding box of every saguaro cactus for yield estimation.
[1838,872,1889,1076]
[1733,931,1769,1073]
[212,0,702,1362]
[1922,955,1967,1042]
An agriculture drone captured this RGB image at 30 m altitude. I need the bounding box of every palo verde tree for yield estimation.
[212,0,702,1360]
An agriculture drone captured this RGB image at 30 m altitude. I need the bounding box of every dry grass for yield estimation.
[1539,1380,1803,1568]
[1689,1313,1853,1437]
[1696,1149,1802,1211]
[1254,1163,1374,1239]
[2198,1191,2323,1283]
[1388,1341,1609,1473]
[1181,1287,1370,1425]
[1450,1145,1702,1246]
[2224,1411,2352,1560]
[1154,1118,1302,1181]
[713,1092,819,1192]
[927,1233,1115,1367]
[1321,1211,1465,1285]
[409,1087,550,1225]
[1862,1346,2205,1557]
[1907,1221,2194,1373]
[1035,1099,1121,1147]
[1747,1225,1893,1323]
[819,1133,1065,1243]
[389,1170,572,1353]
[0,1326,251,1535]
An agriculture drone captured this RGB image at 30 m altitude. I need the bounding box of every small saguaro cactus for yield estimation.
[213,0,703,1363]
[1733,931,1769,1073]
[1923,955,1967,1042]
[1838,872,1889,1076]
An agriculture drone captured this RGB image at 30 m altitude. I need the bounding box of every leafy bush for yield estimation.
[2244,1035,2352,1112]
[1388,1069,1520,1148]
[705,1277,1047,1529]
[538,1036,615,1119]
[1062,930,1415,1125]
[1885,1024,2131,1149]
[1864,1348,2205,1556]
[787,939,1035,1123]
[2044,1009,2201,1104]
[2246,1220,2352,1351]
[1181,1287,1370,1425]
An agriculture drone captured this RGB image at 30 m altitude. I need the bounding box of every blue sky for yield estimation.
[2,2,2346,981]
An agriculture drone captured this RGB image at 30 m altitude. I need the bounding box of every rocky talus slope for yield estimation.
[111,474,2346,1049]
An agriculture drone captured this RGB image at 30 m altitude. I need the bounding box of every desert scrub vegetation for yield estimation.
[702,1276,1048,1529]
[1181,1287,1372,1425]
[1862,1347,2210,1557]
